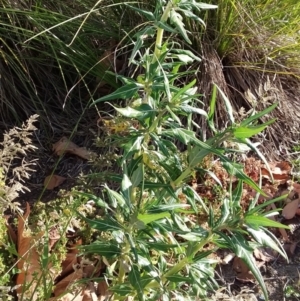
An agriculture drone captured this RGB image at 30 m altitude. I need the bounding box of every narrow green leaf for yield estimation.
[113,105,150,119]
[196,168,222,187]
[162,128,196,144]
[126,233,138,262]
[77,214,123,232]
[208,85,217,120]
[182,185,208,214]
[131,163,144,188]
[179,104,208,118]
[232,180,243,209]
[243,138,274,182]
[109,285,133,295]
[126,4,155,21]
[138,212,170,224]
[177,8,205,26]
[171,49,201,62]
[247,227,287,259]
[148,204,190,213]
[128,264,143,298]
[171,79,196,102]
[122,136,144,162]
[142,181,172,189]
[234,120,275,139]
[156,20,178,33]
[81,241,121,257]
[175,54,194,64]
[247,193,287,214]
[173,214,190,232]
[121,174,132,205]
[140,275,154,288]
[170,10,192,44]
[216,85,234,124]
[166,105,182,125]
[208,206,215,228]
[195,3,218,9]
[105,184,127,208]
[162,128,266,195]
[230,233,268,300]
[129,37,143,65]
[166,275,193,283]
[244,215,290,229]
[215,198,230,226]
[221,160,265,195]
[241,103,278,127]
[151,135,177,157]
[92,84,140,103]
[73,192,109,209]
[146,242,178,251]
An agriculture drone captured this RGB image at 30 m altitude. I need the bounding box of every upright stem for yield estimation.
[153,1,173,61]
[172,166,193,187]
[162,232,214,280]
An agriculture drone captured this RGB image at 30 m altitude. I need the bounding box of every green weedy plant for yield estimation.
[77,1,289,300]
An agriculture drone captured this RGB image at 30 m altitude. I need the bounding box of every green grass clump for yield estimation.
[203,0,300,67]
[0,0,125,128]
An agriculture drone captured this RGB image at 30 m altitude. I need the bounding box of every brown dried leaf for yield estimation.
[97,281,109,301]
[60,253,78,278]
[282,198,299,220]
[253,248,275,262]
[261,161,291,183]
[293,182,300,195]
[54,265,83,297]
[16,203,44,299]
[82,282,98,301]
[53,137,92,160]
[269,205,289,241]
[233,257,255,283]
[44,174,66,190]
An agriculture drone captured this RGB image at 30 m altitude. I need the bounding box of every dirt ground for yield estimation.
[213,244,300,301]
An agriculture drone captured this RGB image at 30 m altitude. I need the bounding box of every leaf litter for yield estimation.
[53,137,95,160]
[5,200,107,301]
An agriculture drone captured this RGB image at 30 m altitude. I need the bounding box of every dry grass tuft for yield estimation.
[0,115,39,213]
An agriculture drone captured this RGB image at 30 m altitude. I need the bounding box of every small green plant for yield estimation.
[78,1,289,300]
[284,275,300,299]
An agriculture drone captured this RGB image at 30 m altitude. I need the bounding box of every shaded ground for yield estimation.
[215,247,300,301]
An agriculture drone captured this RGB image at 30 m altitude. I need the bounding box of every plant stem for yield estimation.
[173,166,193,187]
[162,232,213,280]
[153,1,173,61]
[148,109,166,133]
